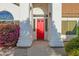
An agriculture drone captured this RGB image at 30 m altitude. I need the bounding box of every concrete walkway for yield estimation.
[14,41,66,56]
[27,41,51,56]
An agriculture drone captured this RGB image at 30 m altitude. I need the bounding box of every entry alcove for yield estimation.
[32,3,49,40]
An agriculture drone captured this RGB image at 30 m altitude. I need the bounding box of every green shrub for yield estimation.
[65,26,79,55]
[68,48,79,56]
[65,37,79,52]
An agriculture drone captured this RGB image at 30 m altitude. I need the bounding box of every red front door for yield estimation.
[36,18,44,40]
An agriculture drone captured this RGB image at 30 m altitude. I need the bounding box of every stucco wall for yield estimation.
[0,3,19,20]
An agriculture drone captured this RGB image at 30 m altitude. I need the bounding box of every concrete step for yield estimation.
[17,39,33,47]
[49,40,64,47]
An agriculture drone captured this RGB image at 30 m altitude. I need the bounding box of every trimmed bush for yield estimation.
[65,36,79,56]
[0,24,20,47]
[65,37,79,52]
[68,48,79,56]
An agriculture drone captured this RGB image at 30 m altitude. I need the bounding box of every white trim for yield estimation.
[62,18,79,21]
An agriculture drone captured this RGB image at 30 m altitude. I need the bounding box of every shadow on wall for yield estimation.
[20,18,33,39]
[49,20,63,43]
[49,21,66,55]
[17,18,33,47]
[48,20,66,55]
[50,21,61,40]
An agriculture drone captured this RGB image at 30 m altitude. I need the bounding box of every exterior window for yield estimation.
[0,11,14,20]
[62,21,77,35]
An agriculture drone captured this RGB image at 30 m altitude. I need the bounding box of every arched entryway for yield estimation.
[32,3,49,40]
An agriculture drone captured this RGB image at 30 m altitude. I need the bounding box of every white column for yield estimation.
[53,3,61,33]
[20,3,30,21]
[29,3,33,27]
[48,3,64,47]
[17,3,33,47]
